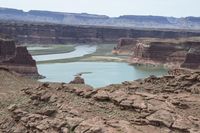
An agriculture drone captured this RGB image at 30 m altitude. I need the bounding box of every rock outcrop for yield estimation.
[1,21,200,44]
[69,76,85,84]
[181,47,200,69]
[115,38,200,69]
[1,70,200,132]
[0,38,39,77]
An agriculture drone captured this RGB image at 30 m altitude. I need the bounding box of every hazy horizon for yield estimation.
[0,0,200,17]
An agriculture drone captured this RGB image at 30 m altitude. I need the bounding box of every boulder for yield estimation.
[172,116,192,131]
[36,108,56,116]
[119,100,133,108]
[7,104,17,112]
[69,76,85,84]
[93,90,110,101]
[132,99,147,110]
[146,110,175,127]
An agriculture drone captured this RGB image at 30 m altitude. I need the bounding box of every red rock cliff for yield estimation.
[0,38,39,77]
[1,22,200,44]
[116,38,200,69]
[181,47,200,69]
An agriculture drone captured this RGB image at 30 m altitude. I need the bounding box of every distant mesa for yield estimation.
[0,7,200,29]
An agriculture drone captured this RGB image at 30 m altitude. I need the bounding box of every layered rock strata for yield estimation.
[115,38,200,69]
[1,21,200,44]
[0,38,39,77]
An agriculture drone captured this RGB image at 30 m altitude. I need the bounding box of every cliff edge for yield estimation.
[0,38,39,77]
[114,37,200,69]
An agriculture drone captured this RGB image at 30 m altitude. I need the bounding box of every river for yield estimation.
[38,62,167,88]
[31,45,167,88]
[33,45,97,61]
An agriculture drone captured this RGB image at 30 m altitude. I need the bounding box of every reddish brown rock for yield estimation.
[132,99,147,110]
[0,38,39,77]
[93,90,110,101]
[1,21,200,44]
[115,37,200,69]
[172,116,192,131]
[69,76,85,84]
[2,70,200,133]
[146,110,175,127]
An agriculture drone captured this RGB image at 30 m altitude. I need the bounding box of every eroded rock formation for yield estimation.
[69,76,85,84]
[1,70,200,132]
[181,47,200,69]
[1,21,200,44]
[0,38,39,77]
[115,38,200,69]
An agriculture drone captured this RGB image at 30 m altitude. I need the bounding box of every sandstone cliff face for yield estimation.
[181,47,200,69]
[0,38,39,76]
[113,38,137,55]
[1,22,200,44]
[116,38,200,69]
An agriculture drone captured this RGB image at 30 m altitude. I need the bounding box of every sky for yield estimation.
[0,0,199,17]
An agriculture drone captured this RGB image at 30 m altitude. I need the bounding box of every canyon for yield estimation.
[0,38,39,77]
[1,21,200,44]
[1,6,200,133]
[114,38,200,69]
[0,20,200,71]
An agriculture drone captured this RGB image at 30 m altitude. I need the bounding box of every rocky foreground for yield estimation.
[1,70,200,133]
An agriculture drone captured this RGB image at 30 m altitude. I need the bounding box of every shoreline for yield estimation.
[128,57,197,72]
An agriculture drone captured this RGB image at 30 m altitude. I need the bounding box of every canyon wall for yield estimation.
[181,47,200,69]
[1,22,200,44]
[0,38,39,77]
[115,38,200,69]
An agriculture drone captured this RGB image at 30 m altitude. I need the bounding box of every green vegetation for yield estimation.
[28,44,76,55]
[36,44,128,64]
[37,54,94,64]
[91,44,116,56]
